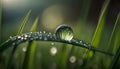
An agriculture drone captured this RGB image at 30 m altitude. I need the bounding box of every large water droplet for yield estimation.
[55,24,73,41]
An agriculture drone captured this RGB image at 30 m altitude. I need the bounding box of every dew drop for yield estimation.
[17,36,21,39]
[44,37,47,40]
[79,40,83,43]
[55,24,73,41]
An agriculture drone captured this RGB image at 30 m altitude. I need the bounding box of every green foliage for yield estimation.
[87,0,110,60]
[113,13,120,54]
[91,0,110,47]
[0,1,2,43]
[17,10,31,35]
[0,0,119,69]
[7,10,31,69]
[22,16,39,69]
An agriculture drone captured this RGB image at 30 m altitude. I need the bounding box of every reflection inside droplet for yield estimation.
[50,47,57,56]
[69,56,76,63]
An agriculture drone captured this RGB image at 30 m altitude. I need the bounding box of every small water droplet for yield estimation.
[39,36,42,39]
[24,34,28,38]
[18,36,21,39]
[55,24,73,41]
[84,44,87,46]
[79,40,83,43]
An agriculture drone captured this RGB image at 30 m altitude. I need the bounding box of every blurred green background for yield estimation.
[0,0,120,69]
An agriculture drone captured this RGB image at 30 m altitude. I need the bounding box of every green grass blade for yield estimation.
[113,13,120,54]
[0,1,2,43]
[22,16,39,69]
[30,16,39,32]
[110,45,120,69]
[87,0,110,59]
[79,0,91,22]
[107,13,120,53]
[57,44,70,69]
[7,10,31,69]
[17,10,31,35]
[91,0,110,47]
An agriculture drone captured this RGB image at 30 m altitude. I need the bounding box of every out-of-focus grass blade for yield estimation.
[7,10,31,69]
[79,0,91,22]
[88,0,110,59]
[77,0,91,60]
[0,1,2,43]
[113,13,120,54]
[57,44,70,69]
[17,10,31,35]
[107,13,120,53]
[103,13,120,69]
[22,16,39,69]
[91,0,110,47]
[110,45,120,69]
[30,16,39,32]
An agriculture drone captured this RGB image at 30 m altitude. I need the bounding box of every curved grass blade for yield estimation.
[107,13,120,53]
[17,10,31,35]
[0,32,113,56]
[113,13,120,54]
[91,0,110,47]
[22,16,39,69]
[6,10,31,69]
[88,0,110,59]
[57,44,71,69]
[79,0,91,22]
[110,45,120,69]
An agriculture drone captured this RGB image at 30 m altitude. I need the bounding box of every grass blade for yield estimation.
[30,16,39,32]
[107,13,120,53]
[113,13,120,54]
[79,0,91,22]
[110,45,120,69]
[0,1,2,43]
[7,10,31,69]
[87,0,110,59]
[22,16,39,69]
[91,0,110,47]
[17,10,31,35]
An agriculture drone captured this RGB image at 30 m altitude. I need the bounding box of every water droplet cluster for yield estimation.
[9,31,57,46]
[7,24,91,49]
